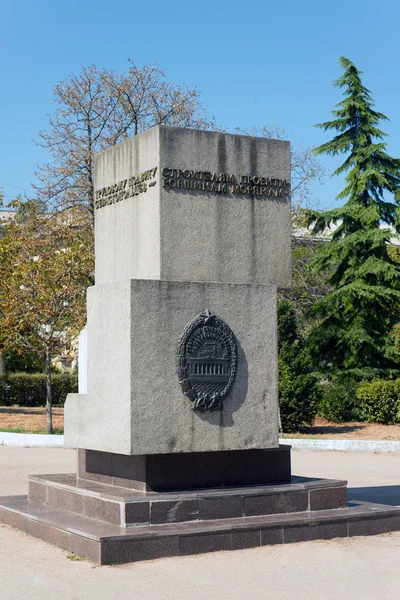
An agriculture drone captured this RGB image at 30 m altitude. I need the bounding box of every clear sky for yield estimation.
[1,0,399,209]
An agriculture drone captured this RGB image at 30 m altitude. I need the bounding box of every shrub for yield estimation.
[0,373,78,407]
[278,299,322,432]
[356,379,400,425]
[319,379,360,423]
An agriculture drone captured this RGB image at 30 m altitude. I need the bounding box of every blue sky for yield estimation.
[1,0,399,209]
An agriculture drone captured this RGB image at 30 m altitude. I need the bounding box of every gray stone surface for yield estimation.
[94,126,291,287]
[65,280,279,455]
[94,127,161,284]
[66,126,292,463]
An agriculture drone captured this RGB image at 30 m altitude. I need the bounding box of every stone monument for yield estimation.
[1,126,399,564]
[64,125,292,489]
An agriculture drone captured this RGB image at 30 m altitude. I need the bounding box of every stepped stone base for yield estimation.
[28,473,348,527]
[1,471,400,565]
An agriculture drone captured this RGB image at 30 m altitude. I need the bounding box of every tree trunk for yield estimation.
[45,349,53,434]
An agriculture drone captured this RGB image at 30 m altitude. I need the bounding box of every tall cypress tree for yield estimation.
[307,57,400,380]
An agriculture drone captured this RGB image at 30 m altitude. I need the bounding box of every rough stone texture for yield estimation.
[94,127,161,285]
[94,126,291,288]
[65,280,279,455]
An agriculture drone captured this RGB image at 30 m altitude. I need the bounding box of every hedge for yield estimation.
[356,379,400,425]
[0,373,78,407]
[319,379,361,423]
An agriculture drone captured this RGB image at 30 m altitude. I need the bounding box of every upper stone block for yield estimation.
[94,126,291,287]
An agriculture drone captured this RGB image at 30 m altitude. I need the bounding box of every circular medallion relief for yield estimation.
[176,310,237,412]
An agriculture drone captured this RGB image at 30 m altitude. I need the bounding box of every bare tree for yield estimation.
[34,61,217,222]
[236,124,325,214]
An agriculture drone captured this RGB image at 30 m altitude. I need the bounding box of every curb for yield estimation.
[0,432,65,448]
[279,438,400,453]
[0,433,399,453]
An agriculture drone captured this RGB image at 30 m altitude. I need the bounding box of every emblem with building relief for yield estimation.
[177,310,237,412]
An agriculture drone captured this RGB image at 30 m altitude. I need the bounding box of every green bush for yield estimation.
[319,379,361,423]
[356,379,400,425]
[278,299,322,432]
[0,373,78,407]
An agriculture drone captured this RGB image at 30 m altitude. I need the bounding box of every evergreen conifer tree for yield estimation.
[307,57,400,380]
[278,299,321,432]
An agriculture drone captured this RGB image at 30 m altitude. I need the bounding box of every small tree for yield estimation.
[307,57,400,380]
[0,201,94,432]
[278,299,322,432]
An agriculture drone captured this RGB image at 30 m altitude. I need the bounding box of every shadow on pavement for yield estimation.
[348,485,400,506]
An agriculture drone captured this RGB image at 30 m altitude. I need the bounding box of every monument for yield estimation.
[1,126,399,564]
[64,125,293,487]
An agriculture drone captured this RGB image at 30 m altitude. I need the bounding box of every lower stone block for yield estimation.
[71,536,101,563]
[283,521,348,544]
[232,529,260,550]
[348,516,400,537]
[150,499,199,524]
[260,527,284,546]
[179,532,232,556]
[309,487,347,511]
[78,446,292,491]
[245,491,308,517]
[101,537,179,565]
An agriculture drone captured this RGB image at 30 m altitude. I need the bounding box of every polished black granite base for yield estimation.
[77,446,292,491]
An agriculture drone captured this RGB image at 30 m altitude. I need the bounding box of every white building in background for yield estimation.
[0,209,17,223]
[293,221,400,246]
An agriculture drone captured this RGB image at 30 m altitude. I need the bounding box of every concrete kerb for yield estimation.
[280,438,400,453]
[1,432,400,453]
[0,432,64,448]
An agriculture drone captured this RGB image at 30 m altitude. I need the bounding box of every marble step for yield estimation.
[28,473,348,527]
[1,493,400,565]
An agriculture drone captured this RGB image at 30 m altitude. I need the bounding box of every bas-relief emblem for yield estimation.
[177,310,237,412]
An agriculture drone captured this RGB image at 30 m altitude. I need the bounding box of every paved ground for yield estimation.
[0,447,399,600]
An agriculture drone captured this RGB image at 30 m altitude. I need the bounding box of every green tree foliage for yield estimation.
[306,57,400,380]
[278,299,322,432]
[0,200,94,432]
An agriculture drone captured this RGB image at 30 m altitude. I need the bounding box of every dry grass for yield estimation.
[0,406,64,433]
[1,408,400,439]
[283,416,400,441]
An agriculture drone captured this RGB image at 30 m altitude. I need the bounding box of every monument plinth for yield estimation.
[64,126,292,488]
[2,127,399,564]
